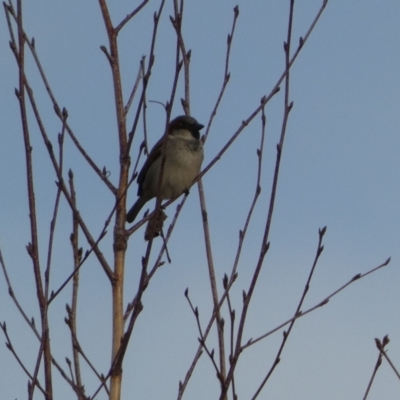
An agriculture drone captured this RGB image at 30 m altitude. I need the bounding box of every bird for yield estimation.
[126,115,204,223]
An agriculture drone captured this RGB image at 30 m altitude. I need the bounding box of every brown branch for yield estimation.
[197,178,227,387]
[177,1,236,389]
[181,1,330,398]
[4,1,114,192]
[48,220,109,304]
[242,257,391,351]
[177,111,268,397]
[44,111,67,302]
[90,260,146,399]
[124,57,144,117]
[138,1,186,231]
[127,0,166,152]
[362,335,388,400]
[8,15,115,283]
[221,4,295,396]
[20,34,116,194]
[228,107,267,307]
[140,59,150,155]
[16,27,115,284]
[0,322,47,397]
[249,3,299,395]
[26,98,114,282]
[219,2,331,397]
[110,240,152,370]
[15,1,53,397]
[184,290,224,385]
[0,246,40,338]
[124,197,186,322]
[178,273,238,399]
[98,3,171,399]
[0,245,89,398]
[187,12,237,378]
[98,3,130,399]
[252,226,326,399]
[172,0,190,114]
[115,0,150,33]
[50,356,90,400]
[119,106,176,378]
[68,171,84,398]
[173,13,231,356]
[224,275,237,400]
[204,5,239,143]
[29,332,46,399]
[1,242,44,400]
[49,168,141,304]
[65,305,109,397]
[197,0,329,184]
[375,336,400,380]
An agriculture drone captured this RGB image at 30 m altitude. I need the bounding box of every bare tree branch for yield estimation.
[242,257,391,350]
[362,335,388,400]
[115,0,150,33]
[375,336,400,380]
[0,322,47,397]
[204,5,239,143]
[5,4,117,194]
[15,1,53,396]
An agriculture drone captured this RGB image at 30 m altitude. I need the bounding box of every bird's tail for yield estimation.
[126,197,147,223]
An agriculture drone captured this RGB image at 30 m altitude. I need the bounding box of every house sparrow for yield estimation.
[126,115,204,223]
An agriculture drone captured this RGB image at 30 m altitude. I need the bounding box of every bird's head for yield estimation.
[169,115,204,140]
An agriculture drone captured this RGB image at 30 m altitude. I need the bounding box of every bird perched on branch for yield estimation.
[126,115,204,223]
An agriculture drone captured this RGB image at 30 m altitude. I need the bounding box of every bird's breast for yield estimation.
[161,139,204,198]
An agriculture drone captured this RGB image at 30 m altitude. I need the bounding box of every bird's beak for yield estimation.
[197,123,205,130]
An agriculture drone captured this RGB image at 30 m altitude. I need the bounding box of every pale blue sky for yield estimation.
[1,1,400,399]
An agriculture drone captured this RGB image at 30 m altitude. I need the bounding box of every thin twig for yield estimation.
[48,224,109,303]
[222,2,296,395]
[29,331,45,399]
[68,171,84,398]
[172,0,190,114]
[124,58,144,117]
[115,0,150,33]
[0,244,89,398]
[224,275,237,400]
[178,273,238,400]
[197,178,227,387]
[229,106,267,304]
[184,290,223,384]
[124,197,186,322]
[179,1,329,397]
[375,336,400,380]
[65,305,109,396]
[43,112,67,302]
[0,322,47,396]
[242,257,391,351]
[252,226,326,399]
[204,5,239,143]
[127,0,166,152]
[15,1,53,396]
[19,58,114,281]
[0,247,40,338]
[197,0,329,184]
[362,335,388,400]
[146,0,187,241]
[21,34,116,194]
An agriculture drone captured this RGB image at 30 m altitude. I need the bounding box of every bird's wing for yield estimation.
[137,135,166,196]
